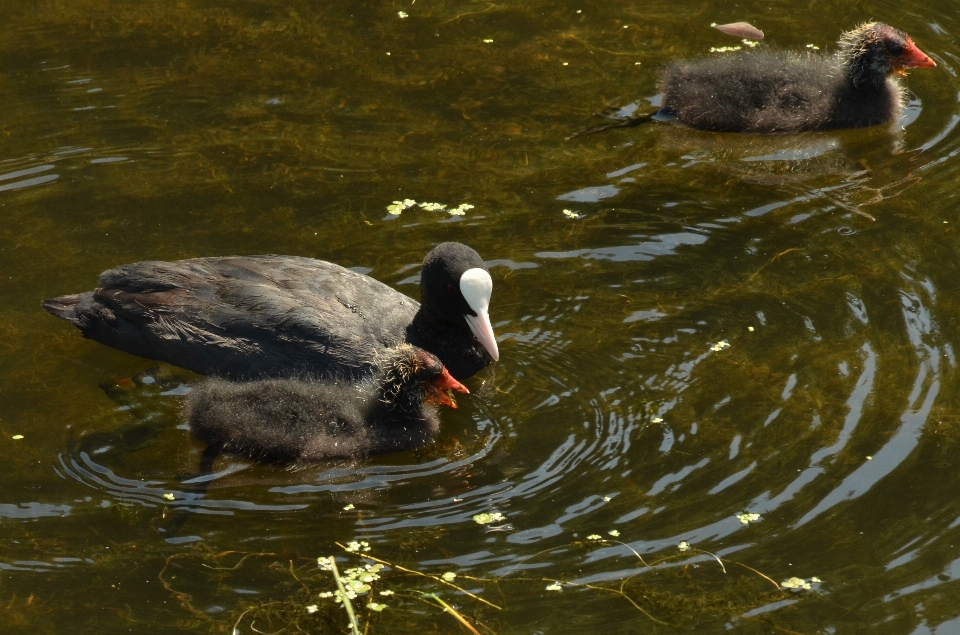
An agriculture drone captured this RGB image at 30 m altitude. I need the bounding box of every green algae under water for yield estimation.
[3,0,960,633]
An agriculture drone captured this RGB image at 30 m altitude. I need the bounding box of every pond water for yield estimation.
[3,0,960,633]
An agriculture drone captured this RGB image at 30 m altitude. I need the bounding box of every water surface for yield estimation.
[3,0,960,633]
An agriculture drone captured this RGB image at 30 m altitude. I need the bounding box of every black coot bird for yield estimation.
[659,22,936,133]
[42,242,499,381]
[186,345,468,462]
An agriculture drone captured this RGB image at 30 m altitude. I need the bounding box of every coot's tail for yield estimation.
[42,293,88,325]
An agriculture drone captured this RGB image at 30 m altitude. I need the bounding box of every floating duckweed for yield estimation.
[710,340,730,352]
[397,11,408,18]
[545,582,563,591]
[736,512,761,525]
[163,493,175,501]
[318,591,334,598]
[603,496,612,502]
[367,602,387,611]
[678,541,690,552]
[387,199,473,216]
[473,512,504,525]
[11,435,23,440]
[387,199,417,215]
[379,589,394,596]
[483,38,494,43]
[343,504,355,511]
[608,530,620,537]
[448,203,474,216]
[318,557,335,570]
[652,417,663,424]
[781,576,812,590]
[306,604,319,613]
[562,209,582,219]
[810,576,822,583]
[586,534,603,541]
[742,39,758,48]
[344,541,371,553]
[748,326,755,332]
[806,44,820,50]
[441,572,457,582]
[709,46,741,53]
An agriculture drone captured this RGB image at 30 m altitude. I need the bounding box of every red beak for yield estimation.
[900,38,936,69]
[426,367,469,409]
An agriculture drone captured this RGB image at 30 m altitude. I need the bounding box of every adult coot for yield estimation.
[186,345,468,462]
[659,22,936,133]
[42,242,499,381]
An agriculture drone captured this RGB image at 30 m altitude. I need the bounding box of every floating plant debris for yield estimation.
[387,199,474,216]
[473,512,505,524]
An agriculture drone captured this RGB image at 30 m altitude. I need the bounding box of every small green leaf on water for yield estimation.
[163,493,175,501]
[562,209,581,219]
[781,576,813,590]
[603,496,611,502]
[318,591,334,598]
[473,512,504,524]
[11,435,23,440]
[586,534,602,541]
[736,512,761,524]
[397,11,408,18]
[343,504,355,510]
[483,39,494,43]
[441,572,457,582]
[710,340,730,352]
[545,582,562,591]
[367,602,387,612]
[810,576,822,583]
[448,203,474,216]
[306,605,319,613]
[678,541,690,552]
[387,199,417,215]
[379,590,394,596]
[651,417,663,424]
[344,540,371,553]
[607,530,620,537]
[866,456,873,460]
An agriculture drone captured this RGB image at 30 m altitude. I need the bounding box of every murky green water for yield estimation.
[3,0,960,632]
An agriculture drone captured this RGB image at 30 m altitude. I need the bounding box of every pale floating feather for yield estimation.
[713,21,764,41]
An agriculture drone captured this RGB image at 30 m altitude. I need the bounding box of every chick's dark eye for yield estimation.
[446,284,456,295]
[889,42,905,55]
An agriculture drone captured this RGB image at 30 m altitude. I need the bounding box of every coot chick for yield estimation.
[659,22,936,133]
[42,242,499,381]
[186,345,469,462]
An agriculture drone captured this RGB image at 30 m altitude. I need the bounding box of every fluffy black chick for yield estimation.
[185,345,468,463]
[659,22,936,133]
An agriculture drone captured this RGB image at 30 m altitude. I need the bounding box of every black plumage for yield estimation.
[42,242,499,381]
[659,22,936,133]
[185,345,468,462]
